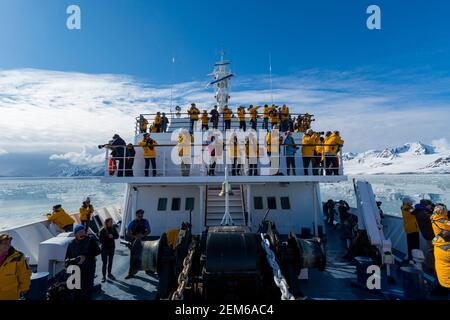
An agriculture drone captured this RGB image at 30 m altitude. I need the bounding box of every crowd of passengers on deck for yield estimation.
[103,103,344,178]
[138,103,315,133]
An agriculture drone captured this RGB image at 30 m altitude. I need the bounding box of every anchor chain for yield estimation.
[260,233,295,300]
[170,241,196,300]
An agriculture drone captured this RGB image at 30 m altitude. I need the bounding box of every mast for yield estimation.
[170,56,175,118]
[269,52,273,105]
[208,51,234,112]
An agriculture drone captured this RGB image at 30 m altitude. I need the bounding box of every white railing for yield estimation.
[102,143,344,178]
[134,112,315,135]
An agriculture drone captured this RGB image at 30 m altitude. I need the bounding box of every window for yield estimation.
[171,198,181,211]
[157,198,167,211]
[185,197,195,211]
[280,197,291,210]
[267,197,277,210]
[253,197,263,210]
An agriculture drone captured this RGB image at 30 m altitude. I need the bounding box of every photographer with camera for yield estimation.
[125,209,151,279]
[99,134,126,177]
[139,133,158,177]
[65,224,101,300]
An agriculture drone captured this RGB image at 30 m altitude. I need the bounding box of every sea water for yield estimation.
[0,175,449,231]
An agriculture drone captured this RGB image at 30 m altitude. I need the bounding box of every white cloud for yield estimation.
[0,68,449,155]
[0,148,8,155]
[49,148,104,167]
[431,138,450,153]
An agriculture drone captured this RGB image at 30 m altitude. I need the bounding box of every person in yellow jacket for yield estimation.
[47,204,75,232]
[265,127,283,175]
[223,105,233,130]
[262,104,269,130]
[269,105,279,128]
[314,136,325,175]
[228,134,242,176]
[245,132,259,176]
[139,115,148,134]
[248,105,259,130]
[431,205,450,289]
[280,105,290,132]
[153,112,162,132]
[324,131,344,175]
[188,103,200,132]
[0,234,31,300]
[401,197,420,262]
[201,110,209,131]
[139,133,158,177]
[301,129,320,176]
[79,197,94,231]
[177,130,193,176]
[237,106,246,131]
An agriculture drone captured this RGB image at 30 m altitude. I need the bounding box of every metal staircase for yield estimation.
[205,184,246,226]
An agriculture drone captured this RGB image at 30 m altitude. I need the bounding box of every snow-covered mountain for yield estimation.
[343,142,450,175]
[52,165,104,177]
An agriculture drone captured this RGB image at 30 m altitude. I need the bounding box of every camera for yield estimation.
[65,257,81,267]
[98,144,107,149]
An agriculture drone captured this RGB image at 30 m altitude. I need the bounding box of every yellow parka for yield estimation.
[266,131,282,154]
[401,203,419,234]
[324,133,344,154]
[140,118,148,131]
[0,247,31,300]
[188,106,200,120]
[201,112,209,125]
[315,143,324,161]
[139,138,157,158]
[79,205,94,222]
[431,207,450,246]
[237,108,246,122]
[223,107,232,121]
[431,206,450,288]
[302,133,319,157]
[249,106,259,120]
[227,137,241,159]
[177,133,193,157]
[269,108,279,124]
[47,208,74,230]
[153,115,161,125]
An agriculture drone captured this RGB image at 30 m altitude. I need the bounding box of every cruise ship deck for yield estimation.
[92,224,444,300]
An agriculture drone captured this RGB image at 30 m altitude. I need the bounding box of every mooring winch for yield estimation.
[135,220,326,301]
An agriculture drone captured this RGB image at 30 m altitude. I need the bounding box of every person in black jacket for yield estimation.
[337,200,350,222]
[323,199,336,226]
[110,134,126,177]
[65,224,101,300]
[412,199,436,272]
[210,105,220,129]
[98,218,119,282]
[124,143,136,177]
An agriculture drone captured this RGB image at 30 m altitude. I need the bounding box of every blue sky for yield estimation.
[1,0,450,82]
[0,0,450,176]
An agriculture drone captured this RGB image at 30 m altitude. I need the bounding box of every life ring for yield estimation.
[108,159,116,176]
